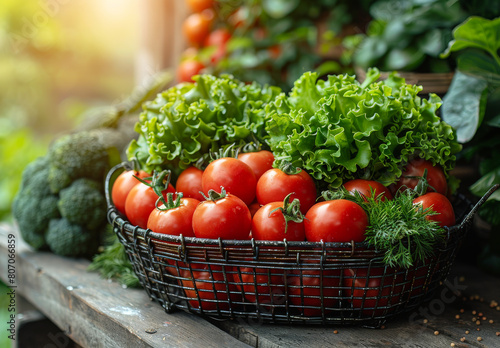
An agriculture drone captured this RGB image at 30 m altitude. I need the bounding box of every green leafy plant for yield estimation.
[88,237,140,288]
[440,17,500,207]
[440,16,500,275]
[127,74,281,176]
[347,0,467,73]
[265,68,461,190]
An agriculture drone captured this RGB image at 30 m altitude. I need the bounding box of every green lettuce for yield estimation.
[265,68,461,189]
[127,74,281,176]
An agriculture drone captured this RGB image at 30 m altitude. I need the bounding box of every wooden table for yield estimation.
[2,223,500,348]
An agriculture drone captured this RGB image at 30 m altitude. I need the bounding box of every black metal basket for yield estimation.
[105,162,498,327]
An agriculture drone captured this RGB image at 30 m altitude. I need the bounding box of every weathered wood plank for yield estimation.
[211,262,500,348]
[419,263,500,348]
[0,224,250,348]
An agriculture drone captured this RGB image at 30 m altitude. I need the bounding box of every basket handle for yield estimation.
[458,184,499,229]
[104,161,134,207]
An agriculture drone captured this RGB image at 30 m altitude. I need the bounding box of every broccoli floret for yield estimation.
[12,156,60,250]
[48,166,73,194]
[58,178,106,230]
[47,130,120,193]
[46,218,98,257]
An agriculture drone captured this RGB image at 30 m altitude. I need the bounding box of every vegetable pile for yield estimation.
[265,68,461,190]
[116,69,462,270]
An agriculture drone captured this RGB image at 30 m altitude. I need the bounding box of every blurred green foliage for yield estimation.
[0,0,139,221]
[203,0,374,91]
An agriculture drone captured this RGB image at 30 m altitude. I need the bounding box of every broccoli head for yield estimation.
[58,178,106,230]
[46,218,99,257]
[13,156,108,257]
[47,130,120,193]
[12,156,60,250]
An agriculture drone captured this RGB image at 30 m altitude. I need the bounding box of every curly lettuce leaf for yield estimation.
[266,68,461,188]
[127,74,281,176]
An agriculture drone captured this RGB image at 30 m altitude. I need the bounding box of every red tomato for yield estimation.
[233,266,285,307]
[124,181,175,229]
[202,157,256,206]
[111,169,149,215]
[237,150,274,181]
[204,28,232,63]
[182,9,214,46]
[256,168,317,214]
[186,0,214,13]
[344,267,404,316]
[343,179,393,201]
[405,259,437,299]
[251,202,305,241]
[147,197,200,237]
[192,191,251,240]
[204,28,231,47]
[288,266,341,316]
[147,196,199,277]
[248,201,262,218]
[176,166,204,201]
[393,158,448,195]
[177,59,205,83]
[268,45,281,59]
[304,200,368,243]
[181,264,241,311]
[413,192,456,227]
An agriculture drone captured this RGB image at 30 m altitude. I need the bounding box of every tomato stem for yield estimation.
[403,168,436,196]
[135,169,173,208]
[269,193,304,234]
[279,161,302,175]
[157,192,183,211]
[201,186,228,202]
[209,143,238,161]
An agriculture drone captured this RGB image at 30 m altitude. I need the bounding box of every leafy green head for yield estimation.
[265,68,462,189]
[127,74,281,175]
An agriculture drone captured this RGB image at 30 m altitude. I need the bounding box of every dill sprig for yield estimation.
[88,236,140,288]
[362,190,445,268]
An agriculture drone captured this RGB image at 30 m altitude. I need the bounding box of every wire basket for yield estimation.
[105,162,498,327]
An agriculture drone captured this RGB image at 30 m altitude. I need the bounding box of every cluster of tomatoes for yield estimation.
[111,150,455,315]
[178,0,230,83]
[112,153,456,244]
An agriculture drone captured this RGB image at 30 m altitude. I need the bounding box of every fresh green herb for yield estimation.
[363,191,445,268]
[127,74,281,177]
[265,68,461,190]
[88,237,140,288]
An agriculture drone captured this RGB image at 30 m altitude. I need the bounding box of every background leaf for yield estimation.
[262,0,301,18]
[441,71,488,143]
[441,16,500,66]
